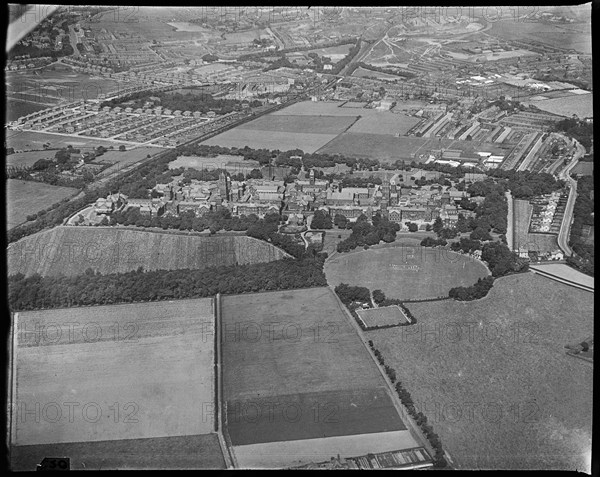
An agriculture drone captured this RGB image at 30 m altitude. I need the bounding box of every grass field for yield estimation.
[347,113,420,136]
[169,154,246,171]
[13,299,216,447]
[529,263,594,289]
[7,180,79,230]
[369,273,593,471]
[221,287,411,463]
[6,150,57,168]
[6,130,123,152]
[316,133,432,162]
[325,241,490,300]
[202,128,338,153]
[8,226,287,277]
[527,94,593,119]
[270,101,364,117]
[357,306,408,327]
[236,114,358,135]
[11,434,225,470]
[513,199,559,253]
[95,147,164,177]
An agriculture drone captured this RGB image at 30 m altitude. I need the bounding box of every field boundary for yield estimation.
[529,267,594,293]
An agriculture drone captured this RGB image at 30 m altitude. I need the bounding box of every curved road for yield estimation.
[556,139,585,256]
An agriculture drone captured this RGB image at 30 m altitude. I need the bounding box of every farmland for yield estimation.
[6,150,62,168]
[316,133,432,162]
[11,434,225,470]
[512,199,559,253]
[11,298,219,465]
[347,113,420,136]
[221,287,416,467]
[325,241,490,301]
[7,226,287,278]
[202,128,339,153]
[7,180,79,230]
[369,273,593,471]
[235,114,358,135]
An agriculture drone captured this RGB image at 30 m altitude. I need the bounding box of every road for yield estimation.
[505,190,514,251]
[556,139,585,257]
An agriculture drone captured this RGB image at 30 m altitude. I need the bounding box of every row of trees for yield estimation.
[8,257,327,311]
[448,276,495,301]
[367,340,448,468]
[567,176,594,276]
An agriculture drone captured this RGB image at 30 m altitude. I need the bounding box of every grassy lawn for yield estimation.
[369,272,593,470]
[6,180,79,230]
[237,114,357,135]
[325,241,490,300]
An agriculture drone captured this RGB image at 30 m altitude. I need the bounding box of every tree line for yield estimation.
[336,213,400,252]
[8,256,327,311]
[567,175,594,276]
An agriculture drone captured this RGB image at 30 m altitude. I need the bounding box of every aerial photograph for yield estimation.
[5,4,593,471]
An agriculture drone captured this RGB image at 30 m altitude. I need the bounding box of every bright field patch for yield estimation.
[201,128,338,153]
[513,199,558,253]
[356,306,409,328]
[12,299,216,446]
[369,273,593,470]
[7,180,79,230]
[317,133,432,162]
[221,287,409,454]
[236,114,358,135]
[347,113,420,136]
[325,243,490,300]
[8,226,286,277]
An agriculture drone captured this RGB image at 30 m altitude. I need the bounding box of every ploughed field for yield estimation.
[7,226,287,278]
[11,298,224,469]
[221,287,417,468]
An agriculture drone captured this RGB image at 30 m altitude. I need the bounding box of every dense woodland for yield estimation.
[336,213,400,252]
[567,175,594,275]
[554,118,593,150]
[8,256,327,311]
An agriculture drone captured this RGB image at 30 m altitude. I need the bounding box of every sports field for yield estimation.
[7,180,79,230]
[12,299,216,447]
[221,287,415,466]
[325,242,490,300]
[357,306,409,328]
[369,272,593,471]
[347,113,420,136]
[8,226,287,277]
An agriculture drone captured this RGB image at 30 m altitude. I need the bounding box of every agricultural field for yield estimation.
[325,241,490,300]
[513,199,559,253]
[7,226,287,277]
[347,113,420,136]
[221,287,416,467]
[6,100,48,123]
[270,101,365,117]
[6,130,121,152]
[6,180,79,230]
[11,434,225,471]
[317,133,432,163]
[527,94,593,119]
[369,273,593,471]
[202,128,339,154]
[236,114,358,135]
[11,299,220,466]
